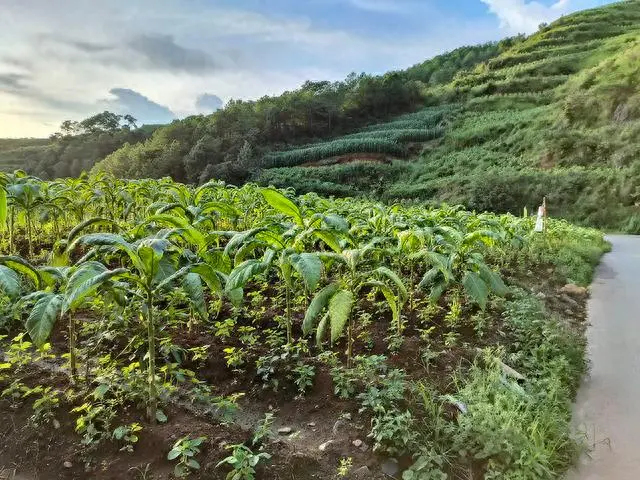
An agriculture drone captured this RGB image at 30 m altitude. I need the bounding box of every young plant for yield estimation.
[168,436,207,478]
[303,248,407,367]
[69,232,224,421]
[216,444,271,480]
[113,423,143,452]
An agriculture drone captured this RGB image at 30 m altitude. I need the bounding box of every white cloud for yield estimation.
[480,0,572,33]
[0,0,501,137]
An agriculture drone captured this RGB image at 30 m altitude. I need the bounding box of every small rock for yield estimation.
[319,440,335,452]
[278,427,293,435]
[307,422,316,427]
[353,466,371,479]
[561,294,579,308]
[359,443,369,452]
[560,284,588,297]
[535,292,546,299]
[547,268,554,274]
[333,419,347,436]
[63,461,73,469]
[352,439,363,448]
[381,458,400,477]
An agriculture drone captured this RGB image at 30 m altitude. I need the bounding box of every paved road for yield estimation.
[567,235,640,479]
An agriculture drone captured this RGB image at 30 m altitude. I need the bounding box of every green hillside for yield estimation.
[91,40,519,183]
[9,0,633,231]
[0,113,156,177]
[255,0,640,231]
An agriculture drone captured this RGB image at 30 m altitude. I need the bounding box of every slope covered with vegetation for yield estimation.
[0,112,155,178]
[256,0,640,231]
[90,40,520,184]
[87,0,640,231]
[0,172,607,479]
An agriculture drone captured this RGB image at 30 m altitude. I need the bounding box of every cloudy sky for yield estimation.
[0,0,615,138]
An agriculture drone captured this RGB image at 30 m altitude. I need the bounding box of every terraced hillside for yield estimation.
[256,0,640,231]
[0,138,49,173]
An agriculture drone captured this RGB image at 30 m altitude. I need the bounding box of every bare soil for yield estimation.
[0,261,588,479]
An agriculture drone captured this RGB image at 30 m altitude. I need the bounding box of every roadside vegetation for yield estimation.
[0,171,608,479]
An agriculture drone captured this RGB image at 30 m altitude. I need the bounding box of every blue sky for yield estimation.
[0,0,616,137]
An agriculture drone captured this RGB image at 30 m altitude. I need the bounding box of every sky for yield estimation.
[0,0,616,138]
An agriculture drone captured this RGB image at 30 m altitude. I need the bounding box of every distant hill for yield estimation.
[7,0,640,230]
[0,114,160,177]
[91,40,517,183]
[253,0,640,231]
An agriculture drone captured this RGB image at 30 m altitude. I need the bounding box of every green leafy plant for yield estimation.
[216,444,271,480]
[113,423,143,452]
[167,436,207,478]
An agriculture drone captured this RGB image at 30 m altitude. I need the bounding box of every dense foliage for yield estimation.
[0,112,156,179]
[0,172,608,478]
[4,3,640,231]
[255,0,640,231]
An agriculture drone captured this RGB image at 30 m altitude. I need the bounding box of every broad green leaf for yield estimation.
[190,264,226,294]
[72,233,142,271]
[183,273,207,320]
[418,267,440,289]
[462,271,489,310]
[67,217,118,245]
[66,262,107,295]
[0,255,41,289]
[329,289,354,344]
[226,259,268,292]
[155,265,192,291]
[289,253,323,292]
[145,214,206,249]
[303,283,340,335]
[0,265,20,300]
[224,227,268,257]
[374,266,408,303]
[227,287,244,307]
[322,214,349,233]
[137,238,170,276]
[367,280,399,326]
[71,233,133,253]
[478,263,508,296]
[63,268,128,313]
[316,312,329,347]
[153,257,178,284]
[200,201,242,219]
[261,188,303,226]
[26,293,64,347]
[314,230,343,253]
[429,281,448,303]
[156,410,168,423]
[92,384,110,400]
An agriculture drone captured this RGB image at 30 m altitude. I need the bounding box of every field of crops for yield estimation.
[0,170,608,479]
[262,106,453,169]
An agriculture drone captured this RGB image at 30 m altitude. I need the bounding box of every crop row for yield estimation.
[262,138,408,167]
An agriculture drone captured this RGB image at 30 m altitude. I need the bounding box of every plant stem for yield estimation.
[8,207,14,254]
[68,314,77,380]
[285,285,292,344]
[26,213,33,257]
[146,289,157,423]
[347,316,353,369]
